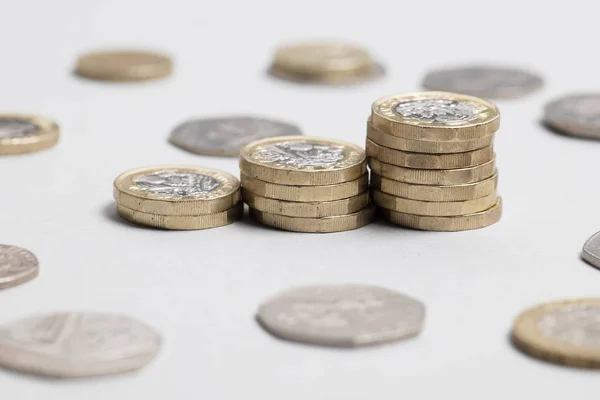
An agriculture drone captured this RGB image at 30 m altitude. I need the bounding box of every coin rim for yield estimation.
[0,114,59,155]
[372,190,498,216]
[75,50,172,82]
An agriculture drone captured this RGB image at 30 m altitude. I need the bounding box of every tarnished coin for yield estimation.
[512,299,600,368]
[582,231,600,269]
[0,114,59,155]
[75,50,172,82]
[543,94,600,139]
[257,284,425,346]
[422,66,543,99]
[0,312,161,378]
[169,116,302,157]
[0,245,39,289]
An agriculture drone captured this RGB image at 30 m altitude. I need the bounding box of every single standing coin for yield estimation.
[268,63,385,85]
[0,245,39,289]
[169,116,302,157]
[0,312,161,378]
[422,66,543,99]
[257,284,425,347]
[512,298,600,368]
[581,231,600,270]
[0,114,59,155]
[543,94,600,139]
[240,136,367,185]
[75,50,172,82]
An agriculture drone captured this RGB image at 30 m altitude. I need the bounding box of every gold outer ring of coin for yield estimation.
[366,139,494,170]
[0,114,59,155]
[366,121,494,154]
[114,166,241,215]
[243,189,369,218]
[368,157,496,186]
[249,204,375,233]
[379,198,502,231]
[372,190,498,217]
[371,91,500,141]
[75,50,173,82]
[511,298,600,369]
[241,174,368,202]
[240,136,367,185]
[371,172,498,202]
[117,203,243,230]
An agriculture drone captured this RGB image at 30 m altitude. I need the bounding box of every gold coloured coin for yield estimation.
[249,204,375,233]
[371,173,497,202]
[379,198,502,231]
[372,190,497,216]
[370,91,500,141]
[240,136,366,185]
[243,189,369,218]
[114,166,241,215]
[241,174,368,202]
[368,157,496,186]
[117,203,242,230]
[512,298,600,369]
[75,50,172,82]
[268,64,385,85]
[0,114,59,155]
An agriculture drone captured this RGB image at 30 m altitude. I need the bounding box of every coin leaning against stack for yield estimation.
[113,165,242,230]
[240,136,374,233]
[366,91,502,231]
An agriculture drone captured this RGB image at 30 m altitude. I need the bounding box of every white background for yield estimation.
[1,0,599,398]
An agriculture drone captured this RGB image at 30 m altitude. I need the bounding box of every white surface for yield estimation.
[1,0,599,398]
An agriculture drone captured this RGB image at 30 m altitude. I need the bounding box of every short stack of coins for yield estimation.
[113,165,242,230]
[240,136,375,233]
[366,91,502,231]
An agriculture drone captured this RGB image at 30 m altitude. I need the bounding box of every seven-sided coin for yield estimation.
[0,245,39,289]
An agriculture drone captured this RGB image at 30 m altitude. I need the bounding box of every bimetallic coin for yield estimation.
[257,284,425,346]
[0,114,59,155]
[240,136,367,185]
[371,92,500,141]
[0,245,39,289]
[0,312,161,378]
[422,66,543,99]
[75,50,172,82]
[543,94,600,139]
[582,231,600,270]
[169,116,302,157]
[512,299,600,368]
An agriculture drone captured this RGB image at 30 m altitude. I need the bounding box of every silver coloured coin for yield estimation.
[544,94,600,139]
[582,231,600,269]
[393,99,484,123]
[422,66,543,99]
[254,142,345,167]
[133,170,220,197]
[257,284,425,347]
[169,116,302,157]
[0,312,161,378]
[0,245,39,289]
[0,118,40,139]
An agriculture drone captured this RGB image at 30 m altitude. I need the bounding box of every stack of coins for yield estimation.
[113,165,242,230]
[240,136,374,233]
[366,91,502,231]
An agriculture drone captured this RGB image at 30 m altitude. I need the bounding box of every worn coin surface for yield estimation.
[75,50,172,82]
[512,298,600,368]
[0,114,59,155]
[0,312,161,378]
[582,231,600,269]
[422,66,543,99]
[169,116,302,157]
[543,94,600,139]
[0,245,39,289]
[257,284,425,346]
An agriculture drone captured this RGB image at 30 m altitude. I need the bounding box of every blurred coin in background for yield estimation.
[543,94,600,139]
[74,50,172,82]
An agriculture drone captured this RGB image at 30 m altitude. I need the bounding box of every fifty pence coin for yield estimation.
[0,312,161,378]
[582,231,600,269]
[75,50,172,82]
[543,94,600,139]
[257,284,425,347]
[169,116,302,157]
[0,245,39,289]
[0,114,59,155]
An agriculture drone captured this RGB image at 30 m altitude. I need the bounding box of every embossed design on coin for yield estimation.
[393,99,483,123]
[582,231,600,269]
[0,312,161,378]
[0,118,40,139]
[544,94,600,139]
[133,171,220,197]
[255,142,345,168]
[537,304,600,348]
[257,284,425,347]
[0,245,39,289]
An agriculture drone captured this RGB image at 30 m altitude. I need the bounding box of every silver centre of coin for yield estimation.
[0,245,39,289]
[0,118,39,139]
[255,142,345,167]
[134,171,220,197]
[393,99,482,123]
[537,304,600,349]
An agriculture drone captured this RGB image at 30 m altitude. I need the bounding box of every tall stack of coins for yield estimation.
[240,136,374,233]
[113,165,242,230]
[366,92,502,231]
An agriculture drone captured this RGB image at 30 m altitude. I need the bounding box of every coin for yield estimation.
[268,63,386,85]
[372,190,497,216]
[257,284,425,346]
[582,231,600,269]
[75,50,172,82]
[241,174,368,202]
[0,245,39,289]
[0,114,59,155]
[368,157,496,185]
[0,312,161,378]
[243,189,369,218]
[240,136,367,185]
[169,116,302,157]
[114,166,241,215]
[512,298,600,368]
[117,203,242,230]
[371,91,500,141]
[380,198,502,231]
[543,94,600,139]
[422,66,543,99]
